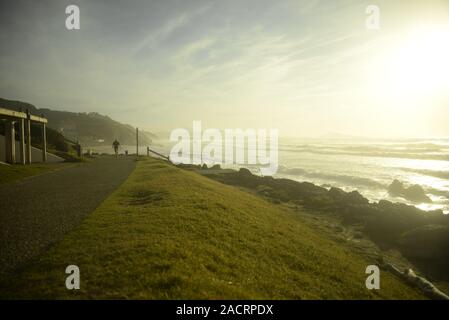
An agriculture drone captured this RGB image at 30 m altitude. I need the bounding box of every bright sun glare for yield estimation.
[387,25,449,100]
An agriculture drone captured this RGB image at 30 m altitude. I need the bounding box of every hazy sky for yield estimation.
[1,0,448,138]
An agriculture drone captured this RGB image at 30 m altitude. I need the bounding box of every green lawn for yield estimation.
[0,158,425,299]
[0,162,74,184]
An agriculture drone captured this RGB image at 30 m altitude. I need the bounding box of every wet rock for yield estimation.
[388,179,432,203]
[238,168,252,176]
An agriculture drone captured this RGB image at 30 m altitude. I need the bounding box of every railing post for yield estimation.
[5,120,16,164]
[136,127,139,156]
[19,118,25,164]
[25,109,32,164]
[41,121,47,162]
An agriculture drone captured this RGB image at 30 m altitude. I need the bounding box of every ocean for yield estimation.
[275,138,449,213]
[87,137,449,214]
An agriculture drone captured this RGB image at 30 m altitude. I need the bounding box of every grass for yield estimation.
[0,162,74,184]
[0,158,425,299]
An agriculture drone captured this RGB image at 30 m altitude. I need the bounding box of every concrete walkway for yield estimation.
[0,156,136,277]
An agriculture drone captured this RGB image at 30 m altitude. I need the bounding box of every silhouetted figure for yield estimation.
[125,150,128,156]
[112,139,120,157]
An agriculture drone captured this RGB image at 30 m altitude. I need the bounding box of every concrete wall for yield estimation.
[0,135,63,164]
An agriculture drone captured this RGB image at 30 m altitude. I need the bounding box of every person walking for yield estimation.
[112,139,120,157]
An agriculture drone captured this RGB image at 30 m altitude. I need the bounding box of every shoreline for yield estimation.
[276,172,449,214]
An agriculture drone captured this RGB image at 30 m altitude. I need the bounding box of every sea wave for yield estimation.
[281,142,449,154]
[279,146,449,161]
[278,166,385,188]
[426,187,449,200]
[278,139,449,161]
[400,168,449,180]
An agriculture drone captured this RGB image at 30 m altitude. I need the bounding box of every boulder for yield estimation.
[388,179,431,203]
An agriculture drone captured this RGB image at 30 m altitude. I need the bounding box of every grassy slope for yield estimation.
[0,158,424,299]
[0,162,74,184]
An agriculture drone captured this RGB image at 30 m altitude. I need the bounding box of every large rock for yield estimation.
[388,179,431,203]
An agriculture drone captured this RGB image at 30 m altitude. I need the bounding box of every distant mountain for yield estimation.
[0,98,156,146]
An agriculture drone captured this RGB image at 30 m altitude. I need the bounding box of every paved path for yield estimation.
[0,156,136,277]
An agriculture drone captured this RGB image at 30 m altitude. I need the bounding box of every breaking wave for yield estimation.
[278,166,385,188]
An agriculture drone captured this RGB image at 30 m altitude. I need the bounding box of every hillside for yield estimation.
[0,157,424,299]
[0,98,156,146]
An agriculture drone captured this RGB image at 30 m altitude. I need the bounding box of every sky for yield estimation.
[0,0,448,138]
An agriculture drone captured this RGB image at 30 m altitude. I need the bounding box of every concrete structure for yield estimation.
[0,135,63,164]
[0,107,48,165]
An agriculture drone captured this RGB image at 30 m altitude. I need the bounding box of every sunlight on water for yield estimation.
[386,158,449,171]
[277,138,449,214]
